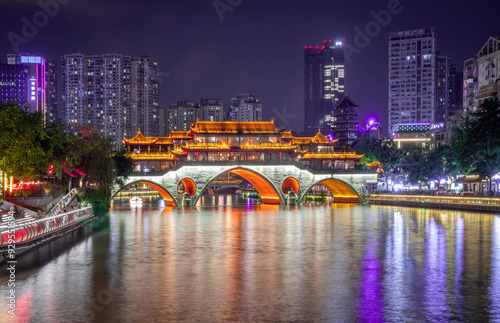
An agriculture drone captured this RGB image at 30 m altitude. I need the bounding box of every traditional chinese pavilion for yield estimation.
[123,120,364,172]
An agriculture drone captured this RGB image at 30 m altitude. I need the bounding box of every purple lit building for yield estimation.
[6,54,50,119]
[0,63,30,108]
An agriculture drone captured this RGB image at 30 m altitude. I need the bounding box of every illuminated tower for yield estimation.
[333,96,360,147]
[388,28,437,133]
[6,53,49,121]
[304,40,345,134]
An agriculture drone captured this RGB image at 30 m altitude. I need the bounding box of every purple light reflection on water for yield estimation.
[358,235,385,322]
[423,217,450,321]
[489,217,500,317]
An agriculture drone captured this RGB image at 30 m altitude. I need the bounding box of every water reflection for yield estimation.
[423,216,450,321]
[358,235,384,321]
[1,205,500,322]
[490,216,500,319]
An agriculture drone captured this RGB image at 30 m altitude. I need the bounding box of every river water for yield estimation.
[1,197,500,322]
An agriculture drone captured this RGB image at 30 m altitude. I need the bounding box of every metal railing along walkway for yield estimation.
[0,206,94,247]
[48,188,78,217]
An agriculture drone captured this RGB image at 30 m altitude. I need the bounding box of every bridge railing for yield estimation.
[128,160,377,177]
[0,206,94,248]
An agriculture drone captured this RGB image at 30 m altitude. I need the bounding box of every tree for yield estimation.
[0,103,48,180]
[452,115,476,175]
[113,149,134,178]
[356,137,405,188]
[76,131,118,212]
[408,145,460,186]
[452,98,500,191]
[470,98,500,190]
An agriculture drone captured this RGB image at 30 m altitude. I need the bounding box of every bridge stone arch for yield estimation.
[115,164,377,207]
[193,166,283,206]
[299,178,361,203]
[110,180,178,207]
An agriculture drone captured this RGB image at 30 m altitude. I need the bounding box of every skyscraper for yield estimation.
[388,28,437,133]
[45,60,58,125]
[436,56,463,124]
[436,55,450,123]
[228,94,262,121]
[61,53,160,144]
[130,57,160,137]
[304,40,345,134]
[463,36,500,114]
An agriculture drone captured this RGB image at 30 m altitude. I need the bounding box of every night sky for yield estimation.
[1,0,499,134]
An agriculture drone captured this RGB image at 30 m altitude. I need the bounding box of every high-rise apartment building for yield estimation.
[167,99,200,132]
[304,40,345,134]
[130,57,160,137]
[200,98,224,121]
[388,28,437,133]
[45,60,58,125]
[61,53,160,144]
[3,53,56,124]
[463,36,500,114]
[166,98,224,134]
[228,94,262,121]
[448,63,463,115]
[436,55,463,124]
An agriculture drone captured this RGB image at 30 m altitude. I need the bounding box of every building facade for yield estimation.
[61,52,160,144]
[0,63,30,109]
[228,94,262,122]
[304,40,345,134]
[436,55,463,124]
[167,99,200,133]
[3,53,56,124]
[123,120,366,173]
[391,122,445,149]
[200,98,224,121]
[463,36,500,114]
[388,28,437,133]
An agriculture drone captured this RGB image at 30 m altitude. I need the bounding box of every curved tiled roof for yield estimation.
[191,121,282,134]
[123,129,157,145]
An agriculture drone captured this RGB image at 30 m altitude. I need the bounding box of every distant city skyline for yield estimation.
[0,0,498,135]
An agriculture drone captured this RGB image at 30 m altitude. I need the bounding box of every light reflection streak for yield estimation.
[358,235,384,321]
[453,215,465,315]
[489,216,500,319]
[384,211,410,321]
[423,217,450,321]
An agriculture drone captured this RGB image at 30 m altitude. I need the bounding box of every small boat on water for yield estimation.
[130,197,143,206]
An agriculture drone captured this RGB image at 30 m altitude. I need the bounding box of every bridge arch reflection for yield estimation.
[301,178,361,203]
[194,167,283,205]
[111,180,178,207]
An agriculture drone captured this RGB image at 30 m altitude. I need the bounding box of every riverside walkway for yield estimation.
[0,206,94,248]
[369,194,500,212]
[0,188,94,250]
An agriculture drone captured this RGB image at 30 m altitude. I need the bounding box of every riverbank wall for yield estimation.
[369,194,500,212]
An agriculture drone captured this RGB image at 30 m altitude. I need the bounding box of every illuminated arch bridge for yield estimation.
[111,164,377,207]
